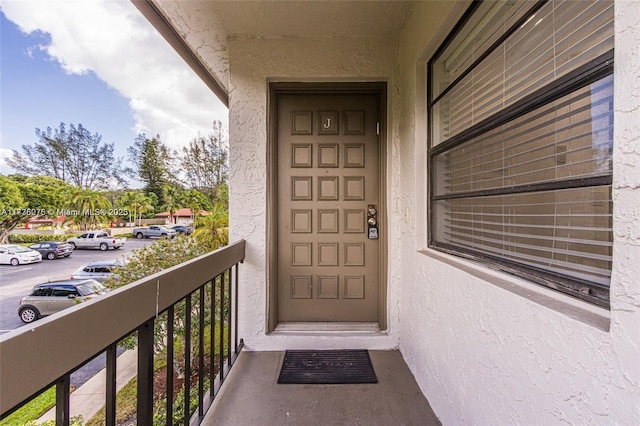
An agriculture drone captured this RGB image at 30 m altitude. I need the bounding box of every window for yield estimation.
[32,287,53,297]
[52,288,78,297]
[428,0,613,307]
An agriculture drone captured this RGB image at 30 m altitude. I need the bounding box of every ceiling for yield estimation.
[167,0,416,39]
[136,0,419,103]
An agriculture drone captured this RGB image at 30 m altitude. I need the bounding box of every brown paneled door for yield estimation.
[277,92,381,322]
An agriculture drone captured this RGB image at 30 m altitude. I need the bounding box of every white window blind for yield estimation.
[428,0,614,305]
[434,76,613,196]
[432,0,614,146]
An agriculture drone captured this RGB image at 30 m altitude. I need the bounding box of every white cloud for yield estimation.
[0,147,16,175]
[0,0,227,151]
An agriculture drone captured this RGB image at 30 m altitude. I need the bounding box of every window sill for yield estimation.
[418,248,611,332]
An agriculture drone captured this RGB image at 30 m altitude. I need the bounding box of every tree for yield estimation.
[7,122,125,190]
[0,175,73,243]
[162,184,180,225]
[133,192,155,226]
[116,191,154,226]
[179,189,212,228]
[179,121,229,205]
[68,188,112,231]
[127,134,174,207]
[21,175,73,212]
[193,203,229,249]
[116,191,138,226]
[0,176,27,243]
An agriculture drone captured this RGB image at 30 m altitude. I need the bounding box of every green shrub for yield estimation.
[152,383,203,426]
[104,235,213,289]
[7,234,76,244]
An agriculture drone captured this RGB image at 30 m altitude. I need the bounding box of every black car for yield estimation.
[28,241,73,260]
[171,225,193,235]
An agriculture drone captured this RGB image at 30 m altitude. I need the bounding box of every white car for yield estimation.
[0,244,43,266]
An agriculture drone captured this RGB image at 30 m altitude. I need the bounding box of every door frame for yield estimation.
[266,81,388,332]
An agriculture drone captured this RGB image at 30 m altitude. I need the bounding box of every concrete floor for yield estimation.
[203,350,441,426]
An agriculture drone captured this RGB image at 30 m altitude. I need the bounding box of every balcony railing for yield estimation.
[0,239,246,425]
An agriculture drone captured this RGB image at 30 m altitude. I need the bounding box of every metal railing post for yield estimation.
[198,286,206,420]
[55,375,70,426]
[184,295,192,426]
[219,270,225,383]
[137,319,155,425]
[234,263,240,353]
[166,306,175,424]
[105,344,117,426]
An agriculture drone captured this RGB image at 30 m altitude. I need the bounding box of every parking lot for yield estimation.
[0,238,152,334]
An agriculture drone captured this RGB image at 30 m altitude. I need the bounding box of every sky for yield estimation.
[0,0,228,186]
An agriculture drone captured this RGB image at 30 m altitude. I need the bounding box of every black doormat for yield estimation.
[277,349,378,384]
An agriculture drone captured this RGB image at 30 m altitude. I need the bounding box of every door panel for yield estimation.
[277,93,380,322]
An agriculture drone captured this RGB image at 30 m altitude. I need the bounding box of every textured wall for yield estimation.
[218,0,639,422]
[153,0,230,92]
[395,1,640,424]
[227,36,401,349]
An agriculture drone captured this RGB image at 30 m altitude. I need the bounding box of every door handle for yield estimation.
[367,205,379,239]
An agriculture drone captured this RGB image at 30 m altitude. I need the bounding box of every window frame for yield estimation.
[427,0,613,308]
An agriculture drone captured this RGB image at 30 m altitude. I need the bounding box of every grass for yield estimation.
[0,387,55,426]
[85,356,167,425]
[84,376,138,426]
[0,387,86,426]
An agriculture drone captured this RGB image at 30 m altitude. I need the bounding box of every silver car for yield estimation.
[18,279,107,323]
[70,260,125,283]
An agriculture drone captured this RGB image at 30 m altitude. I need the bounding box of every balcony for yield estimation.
[1,241,245,425]
[202,350,440,425]
[0,239,439,425]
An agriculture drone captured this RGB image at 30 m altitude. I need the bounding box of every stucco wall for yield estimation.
[227,36,401,350]
[395,1,640,425]
[153,0,230,93]
[224,0,639,422]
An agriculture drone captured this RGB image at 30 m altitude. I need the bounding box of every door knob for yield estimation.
[367,204,379,239]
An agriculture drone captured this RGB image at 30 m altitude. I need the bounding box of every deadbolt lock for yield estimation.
[367,204,379,240]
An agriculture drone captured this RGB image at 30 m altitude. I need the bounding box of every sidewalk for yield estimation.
[38,349,138,423]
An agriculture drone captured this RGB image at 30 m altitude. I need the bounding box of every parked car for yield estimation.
[18,279,108,323]
[171,225,193,235]
[133,225,177,239]
[71,259,125,283]
[28,241,73,260]
[66,231,126,251]
[0,244,42,266]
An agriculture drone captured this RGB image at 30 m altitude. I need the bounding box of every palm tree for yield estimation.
[193,203,228,250]
[133,192,155,226]
[69,188,112,231]
[163,185,179,225]
[117,191,137,226]
[181,189,209,230]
